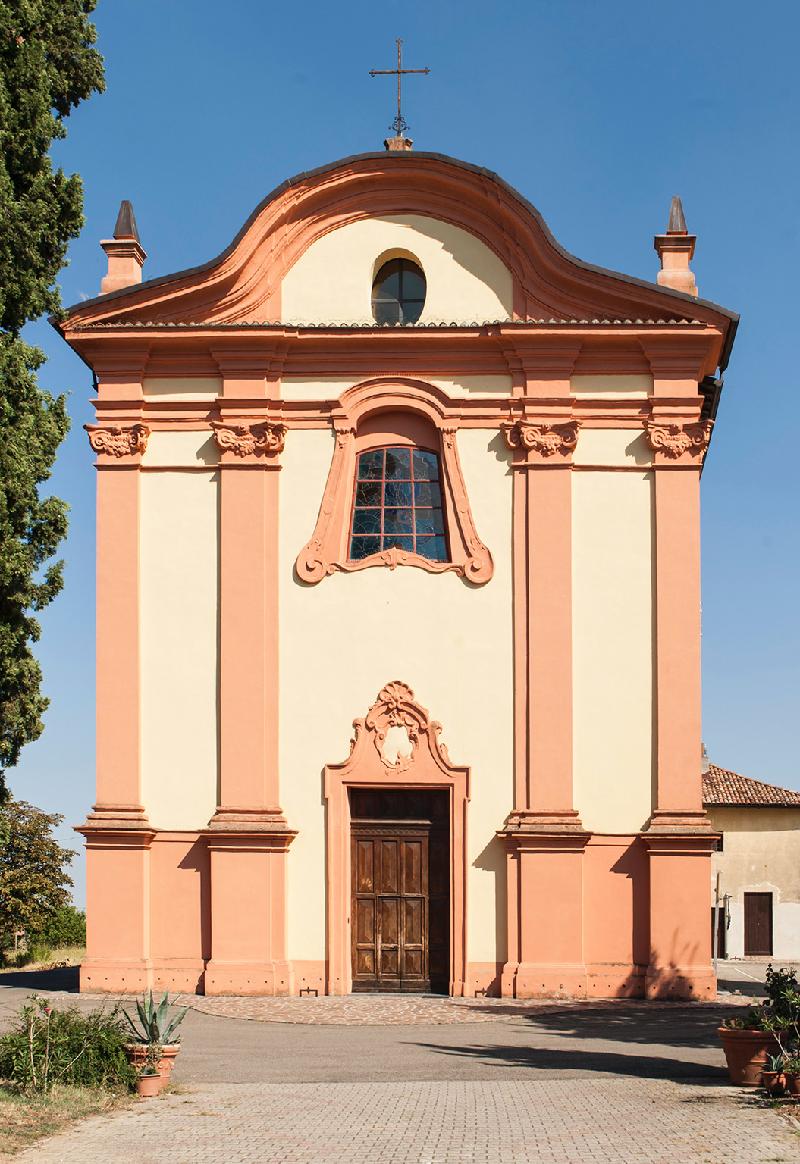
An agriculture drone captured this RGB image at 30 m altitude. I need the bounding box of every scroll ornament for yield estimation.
[502,419,580,457]
[85,423,150,458]
[645,420,712,459]
[211,419,287,457]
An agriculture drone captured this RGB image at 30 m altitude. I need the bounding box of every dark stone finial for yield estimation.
[667,195,688,234]
[113,200,140,242]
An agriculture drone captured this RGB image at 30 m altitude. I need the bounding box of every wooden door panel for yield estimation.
[379,840,399,893]
[403,896,423,945]
[402,839,423,894]
[355,840,374,892]
[355,897,375,944]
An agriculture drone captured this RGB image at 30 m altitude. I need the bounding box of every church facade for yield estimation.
[59,149,737,999]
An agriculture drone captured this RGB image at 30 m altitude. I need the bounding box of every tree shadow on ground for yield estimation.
[412,1039,729,1083]
[462,1001,740,1050]
[0,966,79,992]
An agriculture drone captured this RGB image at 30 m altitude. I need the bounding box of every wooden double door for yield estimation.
[350,790,449,993]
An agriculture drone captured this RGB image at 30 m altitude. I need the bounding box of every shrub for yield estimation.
[37,905,86,950]
[0,997,135,1094]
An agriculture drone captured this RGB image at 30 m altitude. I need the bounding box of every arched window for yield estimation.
[349,445,447,562]
[371,258,426,325]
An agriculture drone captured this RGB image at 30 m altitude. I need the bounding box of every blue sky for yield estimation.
[10,0,799,903]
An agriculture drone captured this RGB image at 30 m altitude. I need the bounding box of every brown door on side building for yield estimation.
[744,892,773,956]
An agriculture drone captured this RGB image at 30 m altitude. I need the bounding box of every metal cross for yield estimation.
[369,38,430,138]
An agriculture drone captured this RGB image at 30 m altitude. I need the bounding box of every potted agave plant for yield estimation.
[124,990,189,1083]
[761,1051,787,1097]
[719,965,800,1087]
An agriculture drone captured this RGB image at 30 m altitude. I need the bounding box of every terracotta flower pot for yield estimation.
[761,1070,786,1096]
[136,1072,162,1098]
[125,1042,181,1082]
[718,1027,780,1086]
[785,1071,800,1097]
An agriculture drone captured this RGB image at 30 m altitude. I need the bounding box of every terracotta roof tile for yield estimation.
[702,764,800,807]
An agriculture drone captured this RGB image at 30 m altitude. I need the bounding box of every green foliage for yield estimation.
[0,798,75,953]
[0,996,135,1094]
[0,1,104,792]
[122,991,188,1047]
[38,903,85,948]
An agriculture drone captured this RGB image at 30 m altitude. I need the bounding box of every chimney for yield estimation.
[653,195,698,297]
[100,200,146,294]
[701,742,710,775]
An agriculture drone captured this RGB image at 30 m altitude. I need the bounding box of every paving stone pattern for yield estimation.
[19,1079,799,1164]
[175,992,748,1026]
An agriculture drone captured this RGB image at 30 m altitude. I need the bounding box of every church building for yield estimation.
[58,137,738,999]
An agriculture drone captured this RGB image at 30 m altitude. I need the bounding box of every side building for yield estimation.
[705,764,800,961]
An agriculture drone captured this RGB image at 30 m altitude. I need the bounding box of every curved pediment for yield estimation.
[63,151,737,334]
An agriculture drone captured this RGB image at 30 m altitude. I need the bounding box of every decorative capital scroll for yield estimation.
[502,419,580,458]
[85,423,149,458]
[211,419,287,457]
[645,420,712,459]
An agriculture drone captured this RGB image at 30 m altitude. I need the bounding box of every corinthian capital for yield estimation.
[502,419,580,458]
[645,420,712,459]
[211,419,287,457]
[85,423,150,458]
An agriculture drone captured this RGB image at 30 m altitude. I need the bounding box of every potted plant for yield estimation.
[784,1053,800,1097]
[719,965,800,1087]
[135,1045,164,1098]
[761,1052,787,1096]
[123,991,188,1082]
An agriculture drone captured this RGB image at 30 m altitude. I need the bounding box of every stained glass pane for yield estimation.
[352,509,381,535]
[382,535,414,553]
[414,508,444,536]
[384,481,412,507]
[385,448,411,479]
[414,481,442,507]
[413,450,438,480]
[356,481,382,507]
[358,450,384,479]
[350,536,380,560]
[416,536,447,562]
[384,509,413,534]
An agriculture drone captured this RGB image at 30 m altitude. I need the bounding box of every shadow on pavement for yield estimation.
[413,1040,728,1083]
[0,966,80,993]
[462,1002,739,1050]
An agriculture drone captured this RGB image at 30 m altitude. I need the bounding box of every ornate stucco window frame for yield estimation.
[294,378,493,585]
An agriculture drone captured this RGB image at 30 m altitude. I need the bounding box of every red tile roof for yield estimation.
[702,764,800,808]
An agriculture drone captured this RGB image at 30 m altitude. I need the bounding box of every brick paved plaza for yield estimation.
[1,977,798,1163]
[17,1079,800,1163]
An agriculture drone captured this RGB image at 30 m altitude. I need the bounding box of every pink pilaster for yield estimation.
[204,354,296,995]
[500,364,589,998]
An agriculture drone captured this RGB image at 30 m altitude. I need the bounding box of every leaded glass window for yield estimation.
[371,259,426,325]
[349,446,447,562]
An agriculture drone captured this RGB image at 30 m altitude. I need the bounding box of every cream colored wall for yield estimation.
[572,468,654,833]
[279,428,513,964]
[280,215,513,324]
[140,459,219,829]
[571,374,652,398]
[143,376,221,401]
[709,807,800,958]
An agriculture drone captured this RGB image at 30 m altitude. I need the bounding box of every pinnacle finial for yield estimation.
[113,200,140,242]
[667,195,687,234]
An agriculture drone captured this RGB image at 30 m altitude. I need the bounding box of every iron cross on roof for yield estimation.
[370,38,430,145]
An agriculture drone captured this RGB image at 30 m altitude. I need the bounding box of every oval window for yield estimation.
[371,258,426,325]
